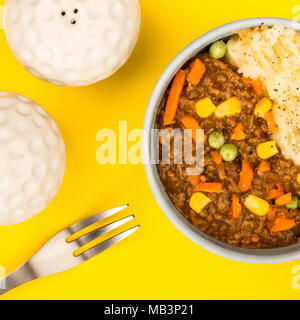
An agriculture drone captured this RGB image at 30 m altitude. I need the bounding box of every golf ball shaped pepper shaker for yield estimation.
[4,0,141,86]
[0,92,65,225]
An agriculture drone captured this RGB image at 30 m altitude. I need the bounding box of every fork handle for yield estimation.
[0,262,37,296]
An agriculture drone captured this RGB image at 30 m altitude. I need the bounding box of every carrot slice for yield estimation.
[251,236,259,242]
[242,77,251,85]
[257,160,270,176]
[187,59,206,86]
[267,207,277,221]
[265,184,284,200]
[189,175,200,186]
[231,122,246,141]
[163,70,186,126]
[238,159,254,192]
[232,194,242,219]
[264,110,278,134]
[180,116,205,142]
[211,151,222,165]
[251,77,264,95]
[275,193,292,206]
[270,212,296,233]
[194,182,224,193]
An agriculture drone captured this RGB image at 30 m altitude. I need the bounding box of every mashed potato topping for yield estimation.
[227,24,300,165]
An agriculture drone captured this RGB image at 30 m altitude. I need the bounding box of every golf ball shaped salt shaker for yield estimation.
[0,92,65,225]
[4,0,141,86]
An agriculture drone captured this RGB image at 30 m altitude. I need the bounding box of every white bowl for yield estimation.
[143,17,300,264]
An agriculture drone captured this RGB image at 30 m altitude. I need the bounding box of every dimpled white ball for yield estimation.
[0,92,65,225]
[4,0,140,86]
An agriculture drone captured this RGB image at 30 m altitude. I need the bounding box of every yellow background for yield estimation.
[0,0,300,300]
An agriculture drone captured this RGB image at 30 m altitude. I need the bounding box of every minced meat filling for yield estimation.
[156,53,300,249]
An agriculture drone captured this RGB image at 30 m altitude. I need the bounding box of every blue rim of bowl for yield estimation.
[143,17,300,264]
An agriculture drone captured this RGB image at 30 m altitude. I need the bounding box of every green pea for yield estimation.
[220,143,238,162]
[286,196,299,210]
[209,40,227,59]
[208,131,225,149]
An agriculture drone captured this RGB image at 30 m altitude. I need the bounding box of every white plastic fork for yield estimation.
[0,204,139,295]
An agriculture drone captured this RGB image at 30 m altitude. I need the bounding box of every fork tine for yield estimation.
[70,215,134,246]
[68,204,129,234]
[78,225,140,261]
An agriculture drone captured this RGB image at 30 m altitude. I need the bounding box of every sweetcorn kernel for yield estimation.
[195,97,216,118]
[254,97,272,118]
[215,97,241,118]
[244,195,270,216]
[257,141,279,159]
[189,192,211,213]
